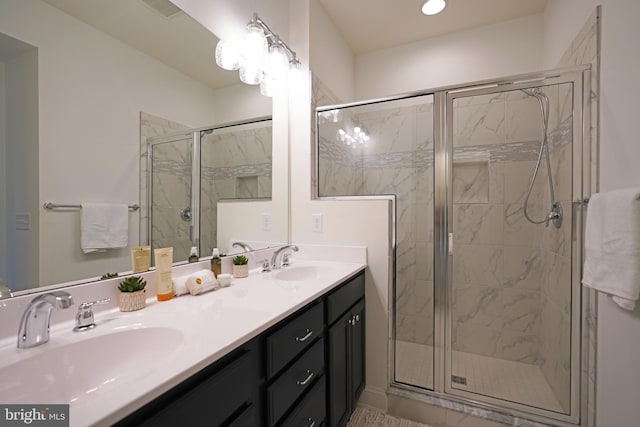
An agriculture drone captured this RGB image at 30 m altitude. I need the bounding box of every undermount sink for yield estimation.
[0,327,184,404]
[274,265,326,282]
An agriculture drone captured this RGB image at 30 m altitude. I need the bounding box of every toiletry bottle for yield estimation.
[155,247,174,301]
[188,246,199,263]
[211,248,221,278]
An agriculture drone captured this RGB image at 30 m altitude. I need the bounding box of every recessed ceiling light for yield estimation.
[422,0,446,16]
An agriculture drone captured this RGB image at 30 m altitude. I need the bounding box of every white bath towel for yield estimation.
[582,188,640,310]
[81,203,129,254]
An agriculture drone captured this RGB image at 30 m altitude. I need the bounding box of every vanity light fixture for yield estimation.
[337,126,370,147]
[421,0,446,15]
[215,13,301,96]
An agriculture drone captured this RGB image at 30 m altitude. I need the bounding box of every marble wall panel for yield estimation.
[453,204,503,245]
[453,95,505,147]
[452,245,503,287]
[452,162,490,204]
[505,97,541,143]
[453,285,503,329]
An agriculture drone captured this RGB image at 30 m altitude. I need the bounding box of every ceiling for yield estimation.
[42,0,240,89]
[318,0,548,54]
[42,0,548,89]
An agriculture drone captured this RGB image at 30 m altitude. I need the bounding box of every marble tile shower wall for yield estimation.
[140,112,192,262]
[200,125,272,255]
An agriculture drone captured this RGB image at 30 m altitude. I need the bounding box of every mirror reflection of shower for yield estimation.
[520,87,562,228]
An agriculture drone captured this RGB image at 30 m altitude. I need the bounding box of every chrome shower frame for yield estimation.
[314,65,593,427]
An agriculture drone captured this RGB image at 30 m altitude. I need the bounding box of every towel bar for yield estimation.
[43,202,140,211]
[573,197,590,205]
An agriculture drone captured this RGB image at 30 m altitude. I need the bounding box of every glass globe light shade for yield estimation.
[244,23,268,65]
[422,0,446,15]
[239,60,263,85]
[268,42,290,81]
[215,40,241,71]
[260,73,276,97]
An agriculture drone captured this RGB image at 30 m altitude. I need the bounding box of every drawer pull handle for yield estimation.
[308,418,316,427]
[296,329,313,342]
[296,370,315,386]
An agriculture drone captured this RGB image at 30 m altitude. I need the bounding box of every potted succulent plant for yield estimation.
[232,255,249,278]
[117,275,147,312]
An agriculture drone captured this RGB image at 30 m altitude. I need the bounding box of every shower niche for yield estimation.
[316,67,590,425]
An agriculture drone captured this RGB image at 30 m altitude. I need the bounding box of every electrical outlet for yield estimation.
[15,213,31,231]
[261,213,272,231]
[312,213,323,233]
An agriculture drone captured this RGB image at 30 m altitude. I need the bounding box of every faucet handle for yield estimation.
[74,298,110,332]
[78,298,110,311]
[260,259,271,272]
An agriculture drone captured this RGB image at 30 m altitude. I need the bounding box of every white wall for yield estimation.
[0,0,269,289]
[310,0,355,102]
[355,14,544,100]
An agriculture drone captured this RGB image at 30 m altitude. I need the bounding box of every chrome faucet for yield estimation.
[17,291,74,348]
[232,241,254,253]
[270,245,299,269]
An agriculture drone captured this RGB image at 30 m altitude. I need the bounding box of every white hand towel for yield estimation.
[81,203,129,254]
[582,188,640,310]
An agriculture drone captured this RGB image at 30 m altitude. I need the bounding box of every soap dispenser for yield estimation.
[188,246,199,263]
[0,278,12,299]
[211,248,221,278]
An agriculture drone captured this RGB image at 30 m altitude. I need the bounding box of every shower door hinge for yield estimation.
[448,232,454,255]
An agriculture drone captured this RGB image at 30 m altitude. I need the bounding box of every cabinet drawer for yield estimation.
[127,347,254,427]
[326,272,364,326]
[228,403,256,427]
[267,338,325,426]
[266,301,324,378]
[281,376,326,427]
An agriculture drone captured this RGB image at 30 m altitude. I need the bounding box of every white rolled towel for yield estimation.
[185,269,219,296]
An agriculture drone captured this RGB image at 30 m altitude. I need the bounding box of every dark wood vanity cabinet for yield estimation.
[326,274,366,427]
[114,338,261,427]
[115,270,365,427]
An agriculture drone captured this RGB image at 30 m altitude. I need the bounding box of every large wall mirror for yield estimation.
[0,0,288,295]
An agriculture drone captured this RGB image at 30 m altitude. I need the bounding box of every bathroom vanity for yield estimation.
[115,270,365,427]
[0,250,366,427]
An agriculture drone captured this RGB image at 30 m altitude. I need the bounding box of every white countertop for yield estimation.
[0,258,365,426]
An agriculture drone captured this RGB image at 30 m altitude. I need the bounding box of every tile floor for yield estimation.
[395,341,565,413]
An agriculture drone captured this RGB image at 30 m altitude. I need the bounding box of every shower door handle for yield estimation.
[448,232,454,255]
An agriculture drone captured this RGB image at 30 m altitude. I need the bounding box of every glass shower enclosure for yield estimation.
[146,118,272,262]
[316,67,590,425]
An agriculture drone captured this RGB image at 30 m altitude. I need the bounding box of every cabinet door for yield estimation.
[350,299,366,402]
[327,310,351,427]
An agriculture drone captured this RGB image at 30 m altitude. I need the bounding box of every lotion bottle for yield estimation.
[154,247,173,301]
[211,248,221,278]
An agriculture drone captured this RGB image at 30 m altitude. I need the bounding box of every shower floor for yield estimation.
[395,341,564,413]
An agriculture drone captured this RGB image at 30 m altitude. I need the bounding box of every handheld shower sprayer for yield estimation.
[520,87,562,228]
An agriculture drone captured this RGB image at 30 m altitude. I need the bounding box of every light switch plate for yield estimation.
[312,213,323,233]
[261,213,272,231]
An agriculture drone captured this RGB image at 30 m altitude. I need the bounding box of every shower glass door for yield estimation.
[316,94,436,390]
[148,134,195,263]
[446,80,579,417]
